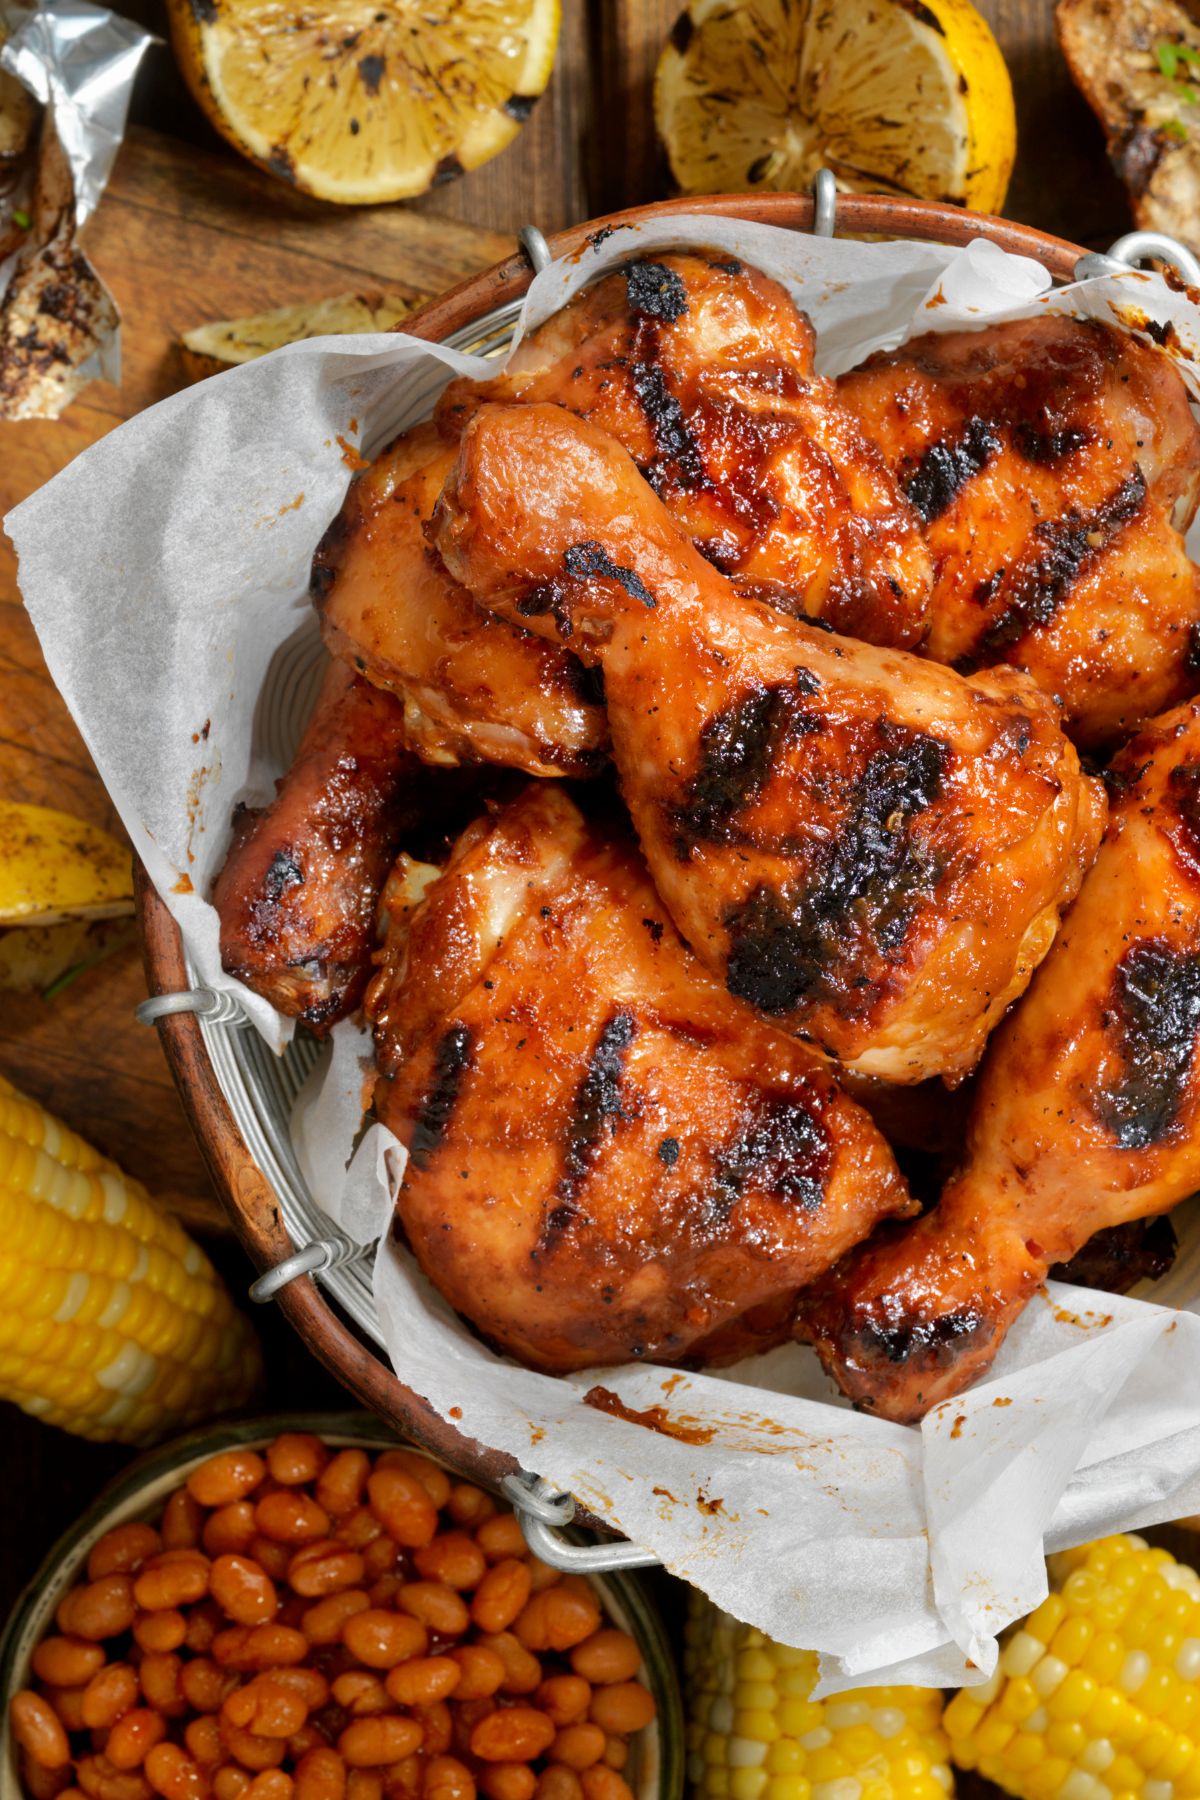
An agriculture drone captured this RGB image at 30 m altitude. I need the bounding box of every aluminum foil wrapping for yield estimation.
[0,0,153,418]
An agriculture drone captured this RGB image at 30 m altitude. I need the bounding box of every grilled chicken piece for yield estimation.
[437,252,932,649]
[799,699,1200,1420]
[368,784,915,1373]
[213,664,424,1030]
[312,422,608,777]
[432,403,1106,1085]
[838,315,1200,747]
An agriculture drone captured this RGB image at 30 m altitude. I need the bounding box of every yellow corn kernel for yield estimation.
[729,1770,769,1800]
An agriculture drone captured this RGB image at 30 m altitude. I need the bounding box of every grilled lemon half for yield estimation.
[654,0,1016,215]
[167,0,561,204]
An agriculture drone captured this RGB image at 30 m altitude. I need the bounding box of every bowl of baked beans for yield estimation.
[0,1416,681,1800]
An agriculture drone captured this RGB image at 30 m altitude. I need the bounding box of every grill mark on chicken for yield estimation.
[624,261,689,323]
[543,1009,639,1240]
[967,468,1148,662]
[672,671,823,851]
[704,1092,830,1226]
[855,1305,987,1371]
[631,361,708,492]
[1168,761,1200,875]
[723,724,951,1017]
[903,416,1000,522]
[1051,1215,1177,1294]
[1095,939,1200,1149]
[409,1023,473,1170]
[1012,421,1091,464]
[563,540,655,605]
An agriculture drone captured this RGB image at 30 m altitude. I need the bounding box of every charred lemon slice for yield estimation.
[166,0,561,204]
[0,803,133,929]
[654,0,1016,215]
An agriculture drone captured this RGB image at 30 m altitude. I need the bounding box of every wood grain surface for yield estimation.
[0,0,1166,1661]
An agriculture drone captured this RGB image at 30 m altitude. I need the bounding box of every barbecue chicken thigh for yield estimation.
[214,664,419,1029]
[312,422,607,777]
[432,402,1106,1084]
[799,698,1200,1421]
[438,252,932,649]
[368,784,915,1373]
[839,315,1200,746]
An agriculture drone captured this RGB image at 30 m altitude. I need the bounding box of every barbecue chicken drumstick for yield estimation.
[368,784,915,1372]
[799,698,1200,1421]
[838,315,1200,746]
[432,402,1106,1084]
[438,252,932,649]
[312,422,608,777]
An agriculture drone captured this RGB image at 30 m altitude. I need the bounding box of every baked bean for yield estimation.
[396,1585,468,1638]
[212,1771,251,1800]
[423,1756,475,1800]
[316,1456,369,1523]
[599,1743,624,1775]
[162,1492,207,1554]
[288,1546,365,1600]
[365,1473,436,1551]
[469,1710,555,1764]
[473,1519,525,1564]
[213,1625,309,1672]
[180,1662,231,1716]
[58,1577,136,1642]
[517,1590,601,1656]
[209,1557,277,1627]
[344,1775,382,1800]
[300,1591,370,1647]
[361,1543,398,1588]
[366,1577,403,1612]
[383,1660,460,1708]
[329,1674,390,1719]
[21,1757,72,1800]
[76,1756,153,1800]
[45,1687,88,1734]
[447,1648,505,1702]
[536,1679,590,1729]
[578,1772,632,1800]
[217,1719,286,1774]
[412,1536,485,1592]
[144,1745,209,1800]
[88,1527,163,1582]
[33,1638,106,1689]
[107,1712,168,1772]
[470,1563,531,1636]
[534,1771,582,1800]
[223,1681,308,1741]
[134,1555,210,1613]
[267,1437,328,1488]
[373,1454,450,1512]
[243,1775,292,1800]
[266,1671,329,1713]
[448,1700,494,1764]
[188,1454,266,1510]
[184,1604,223,1656]
[476,1767,534,1800]
[204,1508,257,1560]
[551,1727,605,1773]
[342,1612,426,1672]
[255,1494,330,1547]
[247,1539,291,1584]
[337,1721,423,1770]
[134,1612,188,1655]
[81,1665,140,1730]
[381,1753,422,1800]
[284,1733,327,1766]
[568,1635,638,1688]
[475,1635,542,1696]
[586,1686,654,1736]
[184,1721,224,1769]
[333,1512,382,1554]
[527,1563,560,1597]
[140,1654,186,1719]
[12,1692,72,1769]
[293,1749,345,1800]
[413,1704,452,1759]
[446,1488,494,1532]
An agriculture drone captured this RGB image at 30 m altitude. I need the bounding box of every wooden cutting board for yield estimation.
[0,125,510,1235]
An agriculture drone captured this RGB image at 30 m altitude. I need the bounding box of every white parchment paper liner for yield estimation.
[11,215,1200,1692]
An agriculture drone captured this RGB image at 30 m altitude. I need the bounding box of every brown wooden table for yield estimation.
[0,0,1144,1649]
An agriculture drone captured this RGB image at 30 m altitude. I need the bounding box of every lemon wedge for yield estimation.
[0,803,134,929]
[654,0,1016,215]
[166,0,561,204]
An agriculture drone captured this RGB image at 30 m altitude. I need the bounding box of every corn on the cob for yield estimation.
[0,1072,261,1443]
[684,1591,954,1800]
[945,1533,1200,1800]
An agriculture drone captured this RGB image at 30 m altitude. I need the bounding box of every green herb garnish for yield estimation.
[11,208,30,230]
